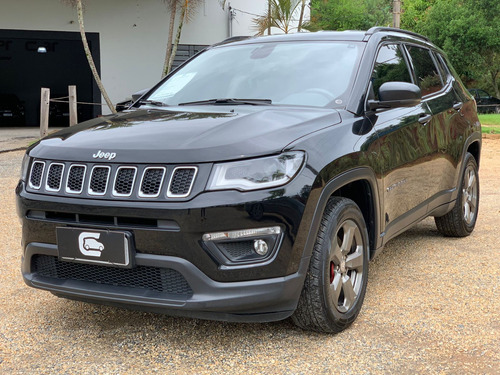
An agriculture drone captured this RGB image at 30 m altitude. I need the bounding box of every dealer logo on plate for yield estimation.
[78,232,105,257]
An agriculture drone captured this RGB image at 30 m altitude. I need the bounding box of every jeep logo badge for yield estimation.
[93,150,117,161]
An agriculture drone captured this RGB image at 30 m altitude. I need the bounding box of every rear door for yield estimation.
[404,45,468,199]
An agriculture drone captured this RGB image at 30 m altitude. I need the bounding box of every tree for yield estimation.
[253,0,303,35]
[297,0,307,32]
[306,0,392,32]
[162,0,203,77]
[400,0,437,31]
[406,0,500,97]
[161,0,178,78]
[63,0,116,114]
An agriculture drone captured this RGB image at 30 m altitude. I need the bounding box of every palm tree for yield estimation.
[63,0,116,114]
[297,0,307,32]
[162,0,178,78]
[162,0,203,77]
[253,0,303,35]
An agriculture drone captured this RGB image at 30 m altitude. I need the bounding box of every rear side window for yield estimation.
[406,46,443,96]
[371,44,412,100]
[434,53,450,83]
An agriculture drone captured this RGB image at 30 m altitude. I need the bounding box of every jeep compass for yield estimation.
[17,28,481,333]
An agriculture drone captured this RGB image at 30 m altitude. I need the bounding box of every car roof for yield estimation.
[213,27,430,48]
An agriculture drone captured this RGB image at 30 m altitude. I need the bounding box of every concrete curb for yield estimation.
[0,147,29,154]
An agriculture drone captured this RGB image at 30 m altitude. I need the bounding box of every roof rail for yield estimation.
[364,27,430,42]
[212,36,253,47]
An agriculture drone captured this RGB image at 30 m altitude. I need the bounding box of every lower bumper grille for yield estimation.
[33,255,193,297]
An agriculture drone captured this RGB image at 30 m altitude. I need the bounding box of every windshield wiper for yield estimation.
[178,98,272,106]
[137,99,167,107]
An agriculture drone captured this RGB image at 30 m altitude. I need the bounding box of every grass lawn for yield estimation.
[479,114,500,126]
[479,114,500,134]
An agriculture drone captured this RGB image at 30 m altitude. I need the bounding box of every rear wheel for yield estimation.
[292,197,369,333]
[435,152,479,237]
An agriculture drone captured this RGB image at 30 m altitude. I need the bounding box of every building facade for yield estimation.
[0,0,308,125]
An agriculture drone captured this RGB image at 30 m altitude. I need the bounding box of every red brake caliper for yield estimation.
[330,262,335,284]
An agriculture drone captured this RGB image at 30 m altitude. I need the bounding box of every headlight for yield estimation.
[20,153,30,181]
[207,151,305,191]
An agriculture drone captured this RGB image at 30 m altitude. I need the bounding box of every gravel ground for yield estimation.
[0,140,499,374]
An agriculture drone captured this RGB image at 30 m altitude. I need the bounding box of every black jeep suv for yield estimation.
[17,28,481,333]
[468,88,500,114]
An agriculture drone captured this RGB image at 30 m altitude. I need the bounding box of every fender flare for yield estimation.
[450,131,482,202]
[301,167,382,261]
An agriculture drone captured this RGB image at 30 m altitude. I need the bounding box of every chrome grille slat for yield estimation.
[139,167,166,198]
[167,167,198,198]
[88,166,111,196]
[29,161,45,189]
[28,161,199,200]
[45,163,64,192]
[66,165,86,194]
[113,167,137,197]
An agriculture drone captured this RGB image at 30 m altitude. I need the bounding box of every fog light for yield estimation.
[202,226,281,241]
[202,226,283,265]
[253,239,269,255]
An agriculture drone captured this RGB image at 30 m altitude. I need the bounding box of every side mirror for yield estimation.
[368,82,422,110]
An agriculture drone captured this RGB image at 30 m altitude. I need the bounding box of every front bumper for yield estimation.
[17,177,313,321]
[22,242,308,322]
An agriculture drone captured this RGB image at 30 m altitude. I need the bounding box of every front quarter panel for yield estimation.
[287,113,382,260]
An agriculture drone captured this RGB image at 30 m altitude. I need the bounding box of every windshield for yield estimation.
[148,41,364,108]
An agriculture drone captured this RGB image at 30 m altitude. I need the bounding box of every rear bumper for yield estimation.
[22,242,309,322]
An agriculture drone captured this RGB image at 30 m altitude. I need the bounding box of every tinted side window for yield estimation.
[434,53,450,84]
[371,44,412,100]
[477,90,490,99]
[406,46,443,96]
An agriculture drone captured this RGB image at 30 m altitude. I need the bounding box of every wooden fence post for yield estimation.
[68,85,78,126]
[40,88,50,138]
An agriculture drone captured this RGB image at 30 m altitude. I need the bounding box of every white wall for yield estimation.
[0,0,308,114]
[228,1,310,36]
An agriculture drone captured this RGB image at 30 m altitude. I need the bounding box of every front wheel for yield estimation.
[435,152,479,237]
[292,197,369,333]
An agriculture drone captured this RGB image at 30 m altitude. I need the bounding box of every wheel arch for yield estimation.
[466,139,481,168]
[303,168,382,261]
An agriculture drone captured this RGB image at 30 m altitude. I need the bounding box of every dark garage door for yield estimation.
[0,29,101,127]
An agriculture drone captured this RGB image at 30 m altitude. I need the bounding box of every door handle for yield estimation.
[418,114,432,125]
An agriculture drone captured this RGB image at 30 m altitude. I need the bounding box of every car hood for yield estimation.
[29,106,342,163]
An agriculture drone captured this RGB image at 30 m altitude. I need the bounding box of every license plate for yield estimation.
[56,227,134,268]
[2,113,13,117]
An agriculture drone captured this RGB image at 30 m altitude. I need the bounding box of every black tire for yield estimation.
[435,152,479,237]
[292,197,369,333]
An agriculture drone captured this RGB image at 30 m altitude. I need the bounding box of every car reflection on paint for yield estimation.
[0,94,25,126]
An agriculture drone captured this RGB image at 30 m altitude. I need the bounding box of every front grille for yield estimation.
[29,161,45,189]
[168,167,197,197]
[89,166,110,195]
[113,167,136,196]
[33,255,193,296]
[66,165,86,194]
[46,163,64,191]
[140,168,165,197]
[27,160,200,200]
